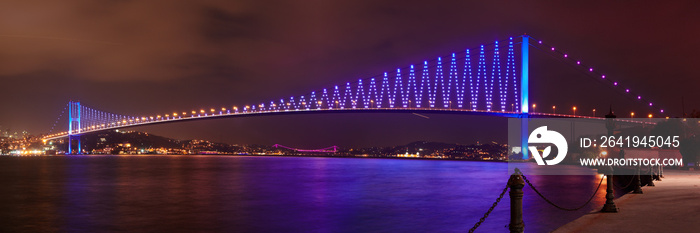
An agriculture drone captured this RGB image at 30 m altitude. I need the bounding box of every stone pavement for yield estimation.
[553,169,700,233]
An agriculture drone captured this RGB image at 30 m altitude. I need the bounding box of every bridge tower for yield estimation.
[520,35,530,160]
[68,101,81,154]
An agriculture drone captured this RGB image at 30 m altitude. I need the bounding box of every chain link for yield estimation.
[614,166,639,189]
[468,183,509,233]
[613,174,636,189]
[521,173,605,211]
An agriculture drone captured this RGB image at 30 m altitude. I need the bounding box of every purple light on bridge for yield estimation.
[409,65,417,108]
[661,109,664,113]
[576,61,581,65]
[476,45,485,110]
[467,49,474,110]
[589,68,593,72]
[614,82,618,86]
[649,102,653,106]
[626,89,630,92]
[564,54,568,58]
[637,96,641,99]
[551,47,555,51]
[382,72,389,108]
[601,75,605,79]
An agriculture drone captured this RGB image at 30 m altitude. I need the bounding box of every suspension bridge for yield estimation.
[40,35,665,155]
[272,144,339,153]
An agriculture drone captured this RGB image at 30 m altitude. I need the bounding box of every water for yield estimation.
[0,155,610,232]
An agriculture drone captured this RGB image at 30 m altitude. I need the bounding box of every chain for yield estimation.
[521,173,605,211]
[614,166,639,189]
[468,183,509,233]
[613,175,636,189]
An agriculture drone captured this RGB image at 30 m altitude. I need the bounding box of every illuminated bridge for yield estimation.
[273,144,339,153]
[41,35,665,155]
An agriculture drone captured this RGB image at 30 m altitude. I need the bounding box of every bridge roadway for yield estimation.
[43,107,615,140]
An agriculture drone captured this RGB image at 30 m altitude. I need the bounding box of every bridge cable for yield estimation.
[527,37,665,114]
[48,104,69,135]
[262,38,517,112]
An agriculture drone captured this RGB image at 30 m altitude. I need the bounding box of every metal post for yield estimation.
[648,165,655,186]
[508,168,525,233]
[633,165,643,194]
[602,108,618,212]
[601,166,618,212]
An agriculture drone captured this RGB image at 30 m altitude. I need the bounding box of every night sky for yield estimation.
[2,1,699,148]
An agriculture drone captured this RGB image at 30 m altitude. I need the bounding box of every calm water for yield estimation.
[0,155,610,232]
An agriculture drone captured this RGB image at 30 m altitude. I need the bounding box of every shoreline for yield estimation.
[2,153,510,163]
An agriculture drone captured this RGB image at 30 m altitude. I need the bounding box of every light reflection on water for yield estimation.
[0,155,610,232]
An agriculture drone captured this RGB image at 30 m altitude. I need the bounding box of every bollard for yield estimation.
[648,165,655,186]
[601,166,618,212]
[508,168,525,233]
[633,165,643,194]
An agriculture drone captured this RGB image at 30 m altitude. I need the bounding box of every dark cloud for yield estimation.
[1,1,699,147]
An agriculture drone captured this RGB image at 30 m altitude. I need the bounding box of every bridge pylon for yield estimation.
[68,101,81,154]
[520,35,530,160]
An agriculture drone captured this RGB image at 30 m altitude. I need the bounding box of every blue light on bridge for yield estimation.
[521,35,530,160]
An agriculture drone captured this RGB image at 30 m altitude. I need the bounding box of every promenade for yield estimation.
[553,169,700,232]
